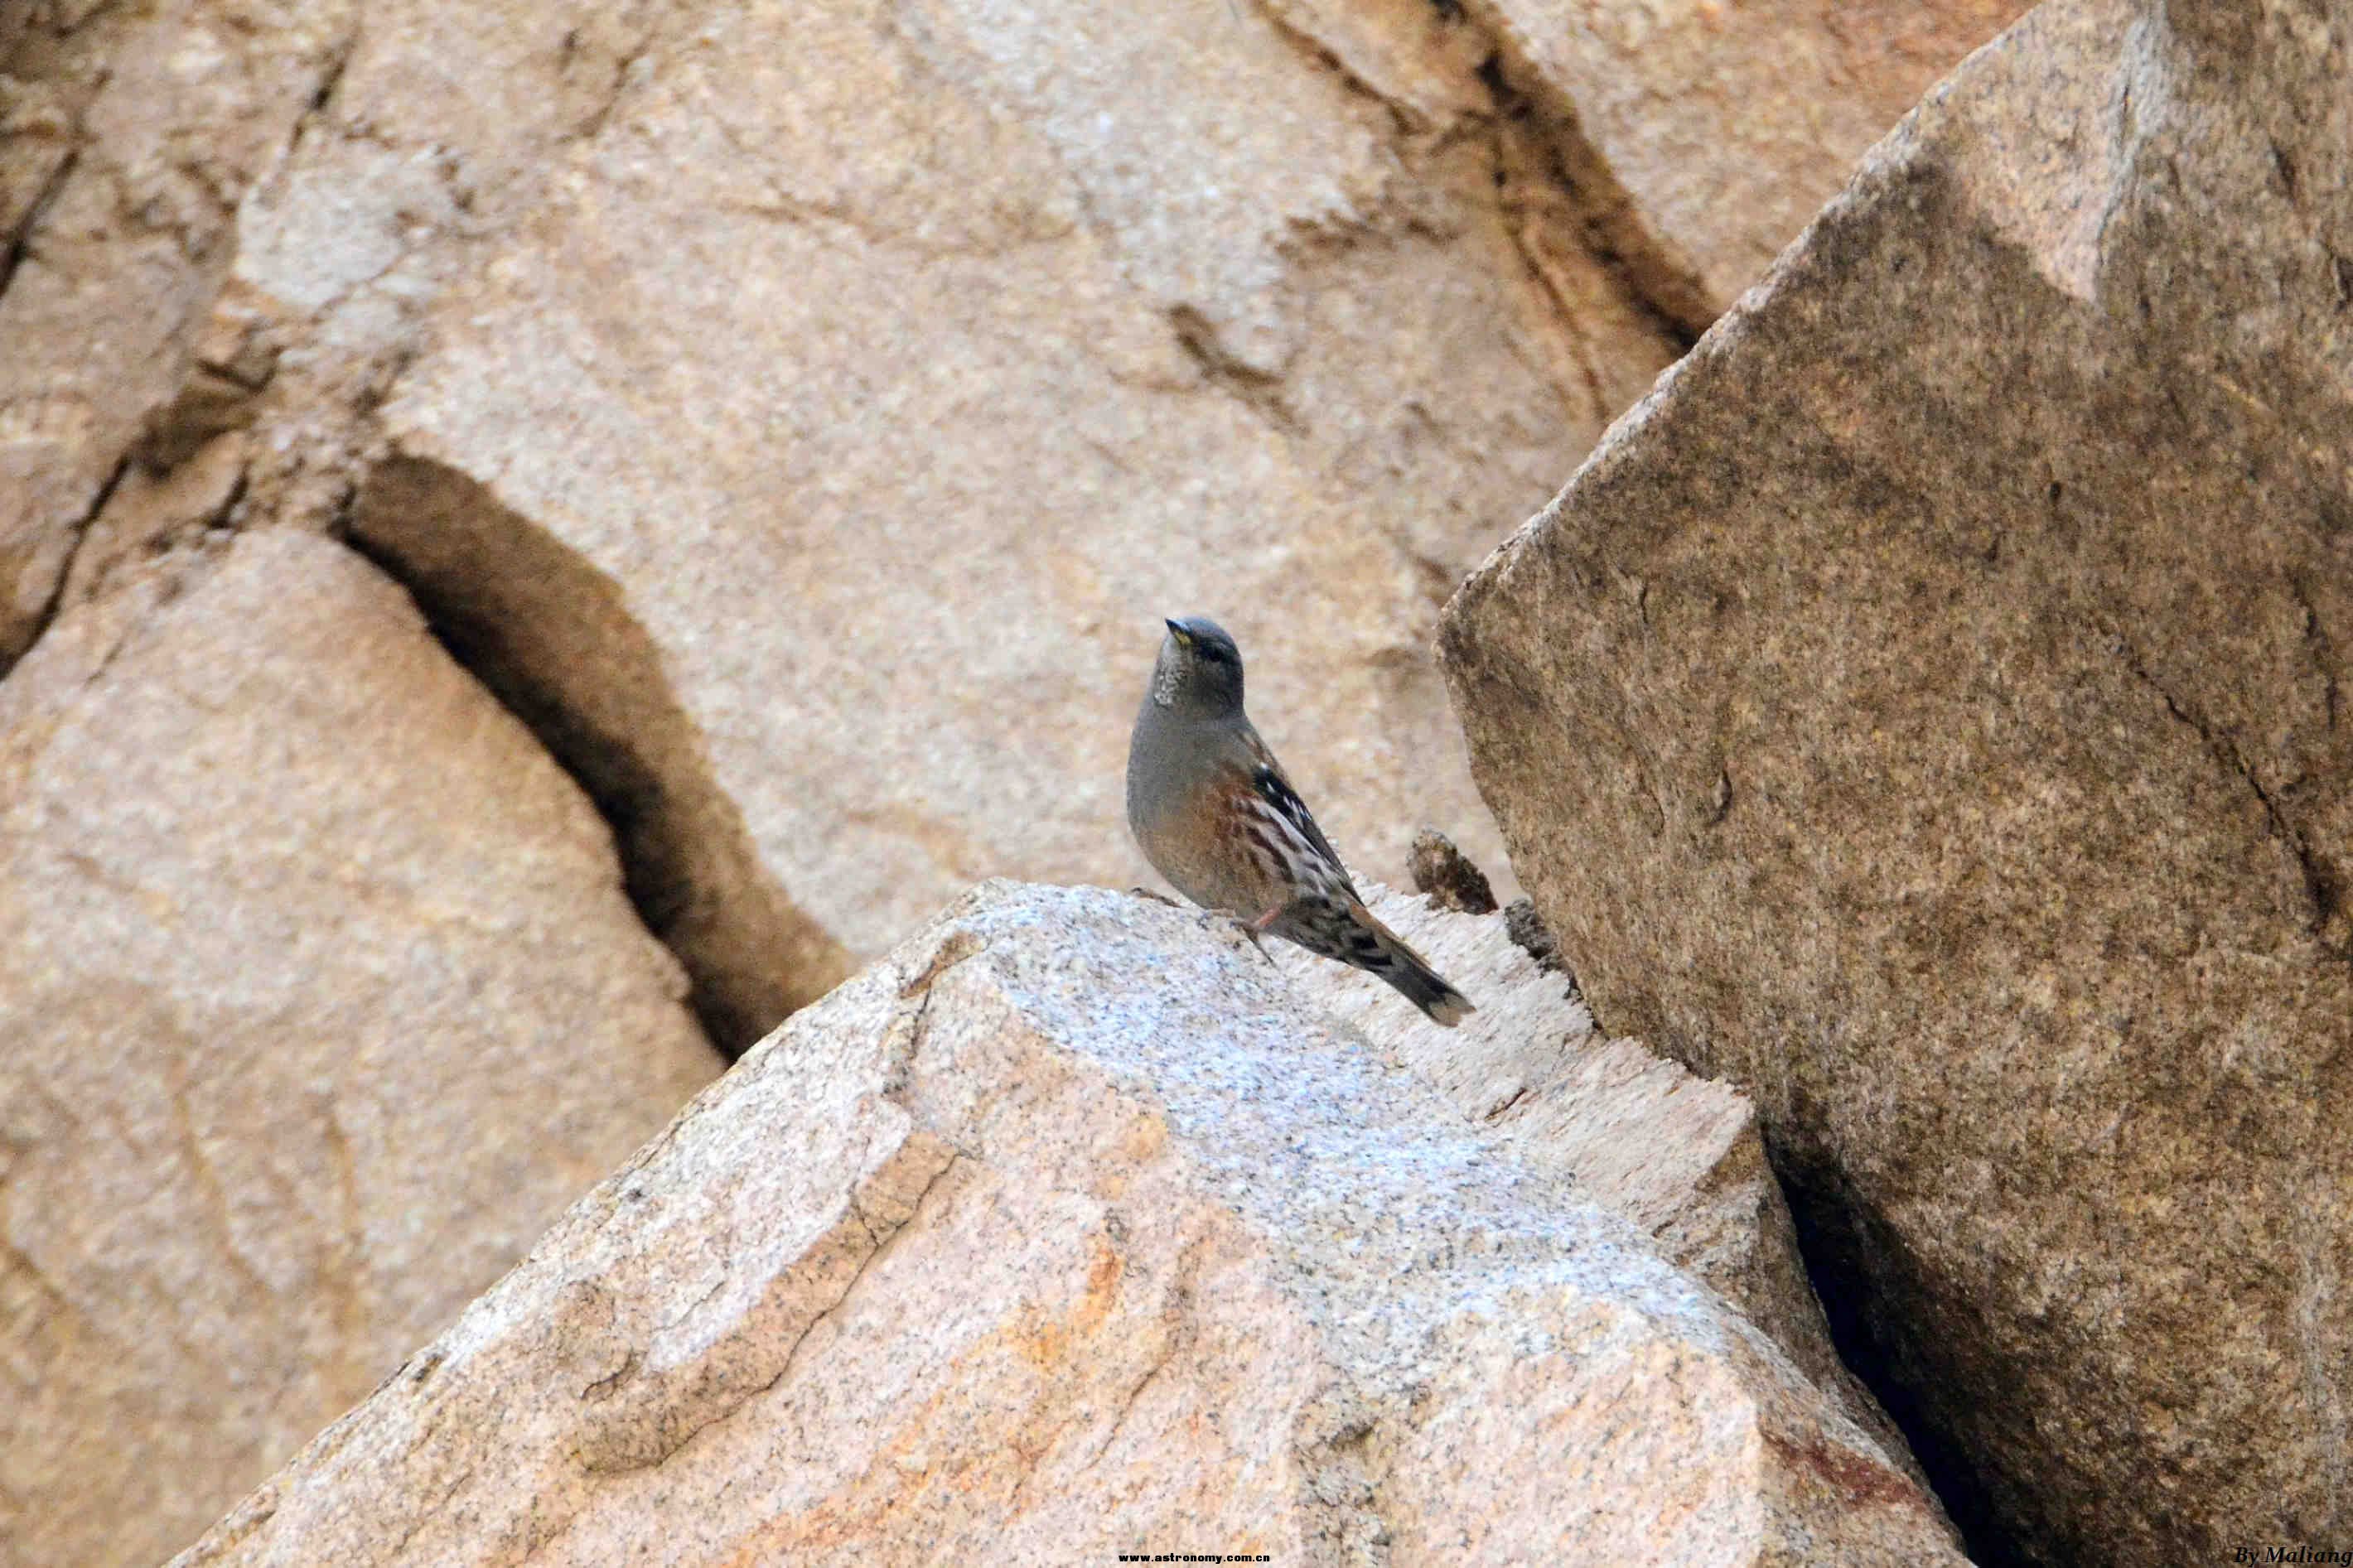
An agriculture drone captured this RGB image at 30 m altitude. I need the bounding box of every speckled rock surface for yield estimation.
[1440,1,2353,1561]
[0,531,719,1568]
[176,883,1964,1566]
[1280,881,1908,1474]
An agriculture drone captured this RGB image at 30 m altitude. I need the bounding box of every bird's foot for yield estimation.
[1186,908,1274,964]
[1128,885,1181,908]
[1235,909,1283,967]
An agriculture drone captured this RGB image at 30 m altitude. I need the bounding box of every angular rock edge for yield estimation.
[174,881,1963,1566]
[1437,0,2353,1561]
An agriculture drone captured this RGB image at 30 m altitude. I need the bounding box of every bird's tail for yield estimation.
[1334,898,1476,1027]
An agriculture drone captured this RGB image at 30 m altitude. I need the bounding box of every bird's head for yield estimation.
[1151,615,1245,718]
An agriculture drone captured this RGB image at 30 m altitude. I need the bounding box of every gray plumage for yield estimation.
[1126,615,1475,1027]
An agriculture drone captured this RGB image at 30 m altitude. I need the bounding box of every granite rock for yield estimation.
[0,531,718,1567]
[1441,2,2353,1560]
[176,882,1963,1567]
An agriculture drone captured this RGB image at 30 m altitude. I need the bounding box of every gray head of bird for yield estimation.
[1151,615,1245,719]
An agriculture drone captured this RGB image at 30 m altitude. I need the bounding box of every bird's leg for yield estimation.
[1233,905,1288,966]
[1172,900,1281,967]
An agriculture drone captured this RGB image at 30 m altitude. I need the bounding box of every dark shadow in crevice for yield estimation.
[1469,50,1708,352]
[345,452,850,1054]
[1780,1155,2043,1568]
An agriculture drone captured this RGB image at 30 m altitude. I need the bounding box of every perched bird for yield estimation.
[1127,615,1476,1026]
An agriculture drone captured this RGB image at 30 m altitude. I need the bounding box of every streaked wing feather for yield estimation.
[1237,731,1354,896]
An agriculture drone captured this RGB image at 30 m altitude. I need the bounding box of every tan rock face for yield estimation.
[2,0,696,663]
[0,0,354,659]
[0,531,719,1568]
[1465,0,2027,326]
[1441,1,2353,1561]
[0,0,2037,1553]
[335,0,1696,1043]
[6,0,2010,1057]
[175,883,1962,1567]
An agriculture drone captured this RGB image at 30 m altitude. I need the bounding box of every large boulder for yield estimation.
[174,882,1961,1566]
[0,530,719,1568]
[1440,1,2353,1561]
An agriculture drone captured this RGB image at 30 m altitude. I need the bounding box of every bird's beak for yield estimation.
[1163,618,1191,647]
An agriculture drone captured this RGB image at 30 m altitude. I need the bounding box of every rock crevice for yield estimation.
[348,452,853,1052]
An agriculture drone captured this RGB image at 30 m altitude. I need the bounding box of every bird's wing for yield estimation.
[1237,727,1357,900]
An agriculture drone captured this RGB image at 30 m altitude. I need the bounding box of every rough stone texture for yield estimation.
[208,0,680,539]
[1502,895,1573,982]
[0,529,720,1568]
[1440,2,2353,1561]
[0,0,354,663]
[0,4,2012,1557]
[338,0,1705,1036]
[1467,0,2028,326]
[0,0,715,668]
[1277,880,1914,1479]
[1,0,2013,1054]
[0,0,1771,1054]
[1406,825,1500,914]
[176,883,1962,1567]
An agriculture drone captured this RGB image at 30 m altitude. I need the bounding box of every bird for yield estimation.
[1126,615,1476,1027]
